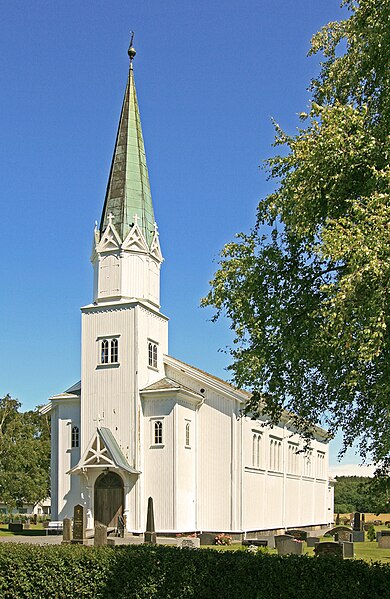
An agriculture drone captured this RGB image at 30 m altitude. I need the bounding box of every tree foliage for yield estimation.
[0,394,50,511]
[202,0,389,463]
[334,476,389,514]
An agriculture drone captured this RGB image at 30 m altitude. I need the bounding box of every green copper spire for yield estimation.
[99,41,155,245]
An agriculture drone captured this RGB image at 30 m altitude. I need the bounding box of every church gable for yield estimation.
[69,427,139,475]
[122,221,149,253]
[97,220,122,253]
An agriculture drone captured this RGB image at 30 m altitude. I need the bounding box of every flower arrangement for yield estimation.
[214,533,232,546]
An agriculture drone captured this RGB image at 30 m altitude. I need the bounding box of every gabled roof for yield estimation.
[141,377,204,404]
[99,55,155,246]
[163,354,251,403]
[68,427,140,475]
[65,380,81,395]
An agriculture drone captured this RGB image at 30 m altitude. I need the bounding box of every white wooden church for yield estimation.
[43,44,334,536]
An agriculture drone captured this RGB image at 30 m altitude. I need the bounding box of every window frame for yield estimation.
[148,340,158,369]
[71,425,79,449]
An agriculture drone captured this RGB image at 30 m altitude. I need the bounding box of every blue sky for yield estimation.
[1,0,359,465]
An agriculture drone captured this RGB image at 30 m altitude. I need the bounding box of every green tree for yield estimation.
[202,0,389,463]
[334,476,389,513]
[0,394,50,511]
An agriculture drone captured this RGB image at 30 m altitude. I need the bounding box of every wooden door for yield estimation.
[94,472,124,527]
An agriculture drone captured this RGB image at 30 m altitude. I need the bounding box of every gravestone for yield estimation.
[8,522,23,533]
[24,519,30,530]
[277,538,303,556]
[94,523,108,546]
[72,504,86,545]
[353,512,361,531]
[274,534,294,551]
[306,536,320,548]
[176,537,200,549]
[335,529,353,542]
[378,532,390,549]
[62,518,72,544]
[352,530,365,542]
[342,541,354,558]
[288,530,307,541]
[199,532,217,546]
[144,497,156,544]
[314,542,343,558]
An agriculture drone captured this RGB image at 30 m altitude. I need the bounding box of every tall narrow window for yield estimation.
[71,426,79,448]
[148,341,158,368]
[111,338,118,363]
[152,344,157,368]
[185,422,190,447]
[101,339,109,364]
[154,420,163,445]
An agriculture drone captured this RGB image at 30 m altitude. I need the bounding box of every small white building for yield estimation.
[42,44,333,536]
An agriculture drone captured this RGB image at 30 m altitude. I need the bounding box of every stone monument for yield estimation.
[144,497,156,544]
[72,504,87,545]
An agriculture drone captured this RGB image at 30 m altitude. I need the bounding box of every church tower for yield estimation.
[74,41,168,531]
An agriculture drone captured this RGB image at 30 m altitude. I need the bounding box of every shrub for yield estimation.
[367,525,376,542]
[0,544,389,599]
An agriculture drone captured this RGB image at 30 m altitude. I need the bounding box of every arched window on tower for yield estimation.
[148,341,158,368]
[101,339,109,364]
[71,426,79,448]
[111,338,118,363]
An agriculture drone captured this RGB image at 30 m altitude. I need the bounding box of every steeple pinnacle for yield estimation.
[99,38,155,246]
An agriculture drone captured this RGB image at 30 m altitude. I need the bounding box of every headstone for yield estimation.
[326,526,353,541]
[288,529,308,541]
[306,536,320,548]
[33,514,38,525]
[72,504,86,545]
[199,532,217,546]
[335,513,340,525]
[277,538,303,556]
[379,535,390,549]
[314,542,343,558]
[94,523,108,546]
[335,529,353,542]
[176,536,200,549]
[8,522,23,533]
[342,541,354,558]
[353,512,361,531]
[24,519,30,530]
[144,496,156,544]
[352,530,365,543]
[274,534,294,551]
[62,518,72,544]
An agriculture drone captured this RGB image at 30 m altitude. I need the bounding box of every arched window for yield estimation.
[111,338,118,363]
[152,344,157,368]
[101,339,109,364]
[148,341,158,368]
[154,420,163,445]
[71,426,79,448]
[185,422,190,447]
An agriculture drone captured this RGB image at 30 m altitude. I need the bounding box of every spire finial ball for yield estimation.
[128,45,136,61]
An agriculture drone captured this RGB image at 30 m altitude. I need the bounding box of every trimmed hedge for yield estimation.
[0,543,389,598]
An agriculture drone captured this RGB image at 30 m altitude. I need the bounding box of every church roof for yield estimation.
[141,377,204,401]
[65,380,81,395]
[99,46,155,245]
